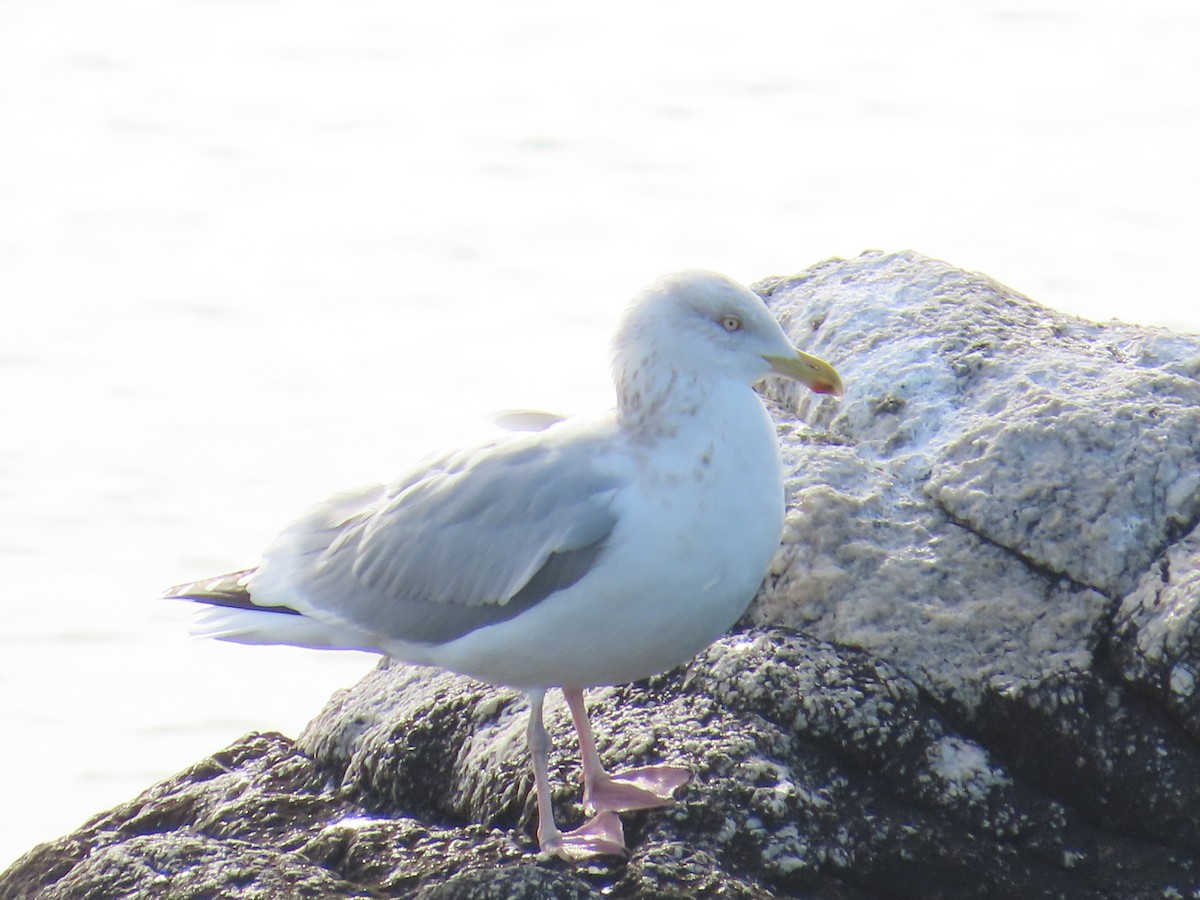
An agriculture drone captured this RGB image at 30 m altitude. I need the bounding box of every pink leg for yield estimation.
[563,687,691,815]
[525,689,628,859]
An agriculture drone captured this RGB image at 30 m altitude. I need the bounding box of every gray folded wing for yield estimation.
[252,430,624,646]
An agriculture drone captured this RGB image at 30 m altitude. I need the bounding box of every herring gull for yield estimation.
[164,270,843,858]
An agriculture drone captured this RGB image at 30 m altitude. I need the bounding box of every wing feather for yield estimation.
[246,426,624,646]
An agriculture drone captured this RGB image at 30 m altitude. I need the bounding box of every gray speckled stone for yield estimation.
[754,428,1109,711]
[1111,523,1200,739]
[755,250,1200,712]
[6,251,1200,899]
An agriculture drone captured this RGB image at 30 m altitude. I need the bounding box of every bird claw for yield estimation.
[584,764,692,814]
[539,810,628,860]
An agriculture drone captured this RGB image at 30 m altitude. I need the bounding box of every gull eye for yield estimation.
[720,315,742,333]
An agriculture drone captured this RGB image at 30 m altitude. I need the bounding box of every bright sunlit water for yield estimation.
[2,0,1198,870]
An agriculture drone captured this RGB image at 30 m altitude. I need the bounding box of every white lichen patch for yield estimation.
[1061,848,1086,869]
[473,694,507,719]
[752,780,797,819]
[927,736,1009,803]
[760,823,812,876]
[1170,664,1196,698]
[724,634,766,655]
[715,817,738,843]
[325,814,385,831]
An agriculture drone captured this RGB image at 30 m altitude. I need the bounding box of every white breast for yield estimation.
[422,381,785,689]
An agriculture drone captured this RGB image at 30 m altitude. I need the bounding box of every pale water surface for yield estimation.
[1,0,1198,869]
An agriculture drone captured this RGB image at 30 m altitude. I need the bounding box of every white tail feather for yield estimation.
[190,606,382,653]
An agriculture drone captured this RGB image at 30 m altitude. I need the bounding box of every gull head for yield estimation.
[612,271,843,412]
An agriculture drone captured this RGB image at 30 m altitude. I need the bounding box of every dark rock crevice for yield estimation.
[929,497,1108,600]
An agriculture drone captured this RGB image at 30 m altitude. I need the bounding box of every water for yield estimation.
[1,0,1198,870]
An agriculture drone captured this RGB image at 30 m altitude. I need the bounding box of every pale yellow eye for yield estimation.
[720,315,742,333]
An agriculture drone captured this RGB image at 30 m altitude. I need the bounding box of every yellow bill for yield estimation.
[764,349,844,397]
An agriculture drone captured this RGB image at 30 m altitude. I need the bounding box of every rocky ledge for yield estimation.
[4,251,1200,899]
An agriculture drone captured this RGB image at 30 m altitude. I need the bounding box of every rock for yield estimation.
[1112,528,1200,740]
[753,250,1200,855]
[0,734,369,900]
[5,251,1200,898]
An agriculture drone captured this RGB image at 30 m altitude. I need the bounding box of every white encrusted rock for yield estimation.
[754,250,1200,713]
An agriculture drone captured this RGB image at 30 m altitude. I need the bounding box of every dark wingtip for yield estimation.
[162,568,302,616]
[162,567,255,600]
